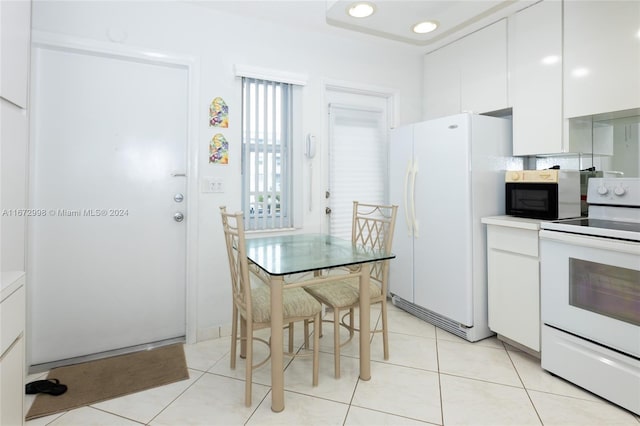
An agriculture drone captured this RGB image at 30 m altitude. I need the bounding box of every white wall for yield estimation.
[31,1,424,340]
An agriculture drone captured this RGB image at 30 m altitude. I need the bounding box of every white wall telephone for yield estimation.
[305,134,316,158]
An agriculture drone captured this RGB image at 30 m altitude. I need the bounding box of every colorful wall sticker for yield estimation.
[209,97,229,128]
[209,133,229,164]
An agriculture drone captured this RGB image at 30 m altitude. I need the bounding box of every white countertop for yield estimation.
[481,215,547,231]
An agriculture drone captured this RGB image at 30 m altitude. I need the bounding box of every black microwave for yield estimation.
[505,170,581,220]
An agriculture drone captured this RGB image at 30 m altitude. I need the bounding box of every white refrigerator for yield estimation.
[389,113,513,342]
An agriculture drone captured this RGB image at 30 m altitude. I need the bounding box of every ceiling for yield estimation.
[326,0,529,47]
[188,0,534,52]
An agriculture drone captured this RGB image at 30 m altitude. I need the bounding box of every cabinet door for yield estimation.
[488,249,540,351]
[423,45,460,120]
[0,0,31,108]
[509,0,563,155]
[564,1,640,118]
[423,20,508,120]
[0,337,24,426]
[1,101,29,272]
[459,19,508,115]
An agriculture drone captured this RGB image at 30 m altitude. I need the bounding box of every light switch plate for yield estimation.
[201,177,224,193]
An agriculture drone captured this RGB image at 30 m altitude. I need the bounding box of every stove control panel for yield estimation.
[587,178,640,207]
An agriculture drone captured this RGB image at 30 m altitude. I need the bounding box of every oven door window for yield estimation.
[569,258,640,326]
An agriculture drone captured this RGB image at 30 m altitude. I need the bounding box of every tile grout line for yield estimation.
[435,330,445,426]
[86,405,147,425]
[144,368,208,425]
[244,388,270,426]
[504,347,544,425]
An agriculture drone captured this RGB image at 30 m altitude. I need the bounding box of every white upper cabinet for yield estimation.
[423,19,508,120]
[0,0,31,108]
[458,19,508,115]
[564,1,640,118]
[423,45,460,120]
[509,1,563,156]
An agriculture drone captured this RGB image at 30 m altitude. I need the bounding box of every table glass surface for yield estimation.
[245,233,395,276]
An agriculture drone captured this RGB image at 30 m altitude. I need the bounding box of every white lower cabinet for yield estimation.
[1,336,24,426]
[1,273,26,426]
[482,217,542,353]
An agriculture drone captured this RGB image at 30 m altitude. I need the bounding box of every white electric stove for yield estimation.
[540,177,640,415]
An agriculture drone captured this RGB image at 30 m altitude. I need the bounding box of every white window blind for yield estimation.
[242,78,293,230]
[328,104,388,239]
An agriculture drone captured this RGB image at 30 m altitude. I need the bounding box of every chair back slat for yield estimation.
[351,201,398,291]
[220,206,252,322]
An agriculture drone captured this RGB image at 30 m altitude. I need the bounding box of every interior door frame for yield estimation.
[28,31,200,346]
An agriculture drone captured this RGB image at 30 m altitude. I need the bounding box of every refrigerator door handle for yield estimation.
[410,159,418,237]
[403,159,413,235]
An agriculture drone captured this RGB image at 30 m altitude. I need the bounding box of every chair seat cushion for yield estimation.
[345,280,382,298]
[304,279,382,309]
[250,286,322,323]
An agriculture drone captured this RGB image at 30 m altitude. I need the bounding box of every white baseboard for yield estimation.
[196,323,233,342]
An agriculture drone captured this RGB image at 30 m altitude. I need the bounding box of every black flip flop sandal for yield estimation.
[25,378,68,396]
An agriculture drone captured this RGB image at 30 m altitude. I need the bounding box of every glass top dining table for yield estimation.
[245,233,395,276]
[244,233,395,412]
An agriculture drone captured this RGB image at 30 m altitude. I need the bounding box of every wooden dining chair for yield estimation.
[219,206,322,406]
[303,201,398,378]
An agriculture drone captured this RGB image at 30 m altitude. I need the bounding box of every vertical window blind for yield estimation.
[242,77,293,230]
[328,104,388,239]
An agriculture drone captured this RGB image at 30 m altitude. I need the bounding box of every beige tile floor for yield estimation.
[25,303,640,426]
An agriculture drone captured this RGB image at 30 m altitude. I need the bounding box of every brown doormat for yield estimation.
[26,343,189,421]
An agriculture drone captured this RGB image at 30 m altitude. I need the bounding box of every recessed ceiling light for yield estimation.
[412,21,439,34]
[347,2,375,18]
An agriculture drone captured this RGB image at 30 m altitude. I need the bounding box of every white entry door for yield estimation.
[28,45,188,367]
[326,90,390,239]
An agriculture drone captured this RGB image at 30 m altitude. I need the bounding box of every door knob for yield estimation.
[174,212,184,222]
[174,193,184,203]
[325,207,332,214]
